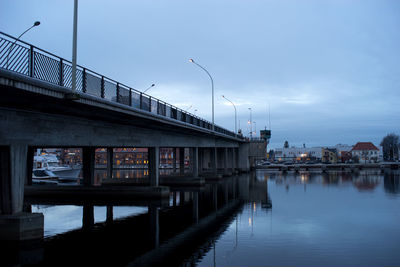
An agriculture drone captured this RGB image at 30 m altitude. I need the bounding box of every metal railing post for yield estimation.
[129,88,132,106]
[157,100,159,114]
[101,76,105,98]
[29,45,34,78]
[148,96,152,112]
[116,82,120,103]
[58,58,63,86]
[140,93,143,109]
[82,68,87,93]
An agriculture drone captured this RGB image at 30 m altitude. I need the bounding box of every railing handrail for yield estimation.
[0,31,242,139]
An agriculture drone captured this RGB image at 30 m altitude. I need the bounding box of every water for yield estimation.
[3,170,400,266]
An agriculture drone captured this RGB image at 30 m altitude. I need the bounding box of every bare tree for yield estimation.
[380,133,399,161]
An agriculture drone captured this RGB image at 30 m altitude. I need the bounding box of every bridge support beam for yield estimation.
[107,148,113,179]
[148,147,160,186]
[82,147,95,186]
[0,145,43,241]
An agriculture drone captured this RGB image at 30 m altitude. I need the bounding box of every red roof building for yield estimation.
[351,142,379,163]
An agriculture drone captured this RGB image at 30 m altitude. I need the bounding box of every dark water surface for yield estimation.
[3,170,400,266]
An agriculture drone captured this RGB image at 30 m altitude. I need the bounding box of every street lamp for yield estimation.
[71,0,78,93]
[248,108,252,139]
[143,83,155,93]
[222,95,237,134]
[189,58,214,131]
[6,21,40,69]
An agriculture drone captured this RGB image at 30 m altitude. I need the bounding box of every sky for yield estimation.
[1,0,399,149]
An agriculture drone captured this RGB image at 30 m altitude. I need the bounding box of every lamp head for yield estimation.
[34,21,41,26]
[189,58,194,63]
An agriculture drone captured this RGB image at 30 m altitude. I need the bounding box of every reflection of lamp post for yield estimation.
[222,95,237,134]
[248,108,252,138]
[143,83,155,93]
[6,21,40,69]
[189,58,214,131]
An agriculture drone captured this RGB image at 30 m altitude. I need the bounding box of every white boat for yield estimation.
[33,154,81,178]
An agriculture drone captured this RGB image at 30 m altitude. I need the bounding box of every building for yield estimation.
[274,146,322,162]
[351,142,379,163]
[322,148,338,163]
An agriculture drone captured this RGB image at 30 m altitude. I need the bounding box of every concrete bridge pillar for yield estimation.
[0,145,44,241]
[191,147,199,178]
[172,147,177,173]
[179,148,185,175]
[224,148,229,175]
[198,148,204,174]
[238,143,250,172]
[82,147,95,186]
[211,147,218,174]
[107,148,114,179]
[230,148,236,173]
[0,144,27,214]
[148,147,160,186]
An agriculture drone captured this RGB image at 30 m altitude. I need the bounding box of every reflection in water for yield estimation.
[3,170,400,266]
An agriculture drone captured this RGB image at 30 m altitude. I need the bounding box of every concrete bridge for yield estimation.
[0,31,250,240]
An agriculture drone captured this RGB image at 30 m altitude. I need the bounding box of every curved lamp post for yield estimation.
[71,0,78,92]
[143,83,155,93]
[222,95,237,135]
[6,21,40,69]
[189,58,214,131]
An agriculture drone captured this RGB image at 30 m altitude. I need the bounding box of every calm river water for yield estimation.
[4,169,400,266]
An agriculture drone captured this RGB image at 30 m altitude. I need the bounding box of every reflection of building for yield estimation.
[353,175,380,191]
[351,142,379,163]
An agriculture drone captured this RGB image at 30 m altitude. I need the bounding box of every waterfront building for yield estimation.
[322,148,338,163]
[351,142,379,163]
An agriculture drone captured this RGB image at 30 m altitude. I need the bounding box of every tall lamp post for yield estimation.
[143,83,155,93]
[189,58,214,131]
[248,108,252,139]
[6,21,40,69]
[71,0,78,93]
[222,95,237,135]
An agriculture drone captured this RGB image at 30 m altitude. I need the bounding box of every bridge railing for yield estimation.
[0,31,240,139]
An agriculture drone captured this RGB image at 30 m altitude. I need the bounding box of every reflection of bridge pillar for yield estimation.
[83,147,95,186]
[179,148,185,175]
[149,206,159,248]
[82,204,94,230]
[224,181,229,204]
[148,147,160,186]
[173,191,177,206]
[106,206,113,224]
[107,148,114,179]
[213,184,218,211]
[191,147,199,178]
[193,192,199,223]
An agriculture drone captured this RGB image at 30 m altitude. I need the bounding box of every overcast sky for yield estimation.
[1,0,399,149]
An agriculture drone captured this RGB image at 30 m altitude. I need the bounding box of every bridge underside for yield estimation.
[0,72,250,241]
